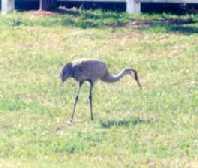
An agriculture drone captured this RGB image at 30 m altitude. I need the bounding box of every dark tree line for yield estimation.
[39,0,56,11]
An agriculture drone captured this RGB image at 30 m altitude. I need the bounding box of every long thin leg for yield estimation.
[70,81,83,122]
[89,81,94,120]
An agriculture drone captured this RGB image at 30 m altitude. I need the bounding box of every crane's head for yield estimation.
[125,68,142,89]
[60,63,73,82]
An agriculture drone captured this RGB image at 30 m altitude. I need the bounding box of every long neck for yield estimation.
[101,69,128,83]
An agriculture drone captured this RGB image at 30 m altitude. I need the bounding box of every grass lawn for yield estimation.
[0,10,197,167]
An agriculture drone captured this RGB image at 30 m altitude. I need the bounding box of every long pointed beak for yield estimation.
[136,80,142,89]
[130,72,142,89]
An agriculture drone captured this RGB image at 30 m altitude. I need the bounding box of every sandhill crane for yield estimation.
[60,58,142,123]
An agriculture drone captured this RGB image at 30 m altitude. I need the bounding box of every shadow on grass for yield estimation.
[100,117,152,129]
[58,10,198,34]
[129,18,198,34]
[52,8,198,34]
[167,25,198,34]
[58,9,128,28]
[4,8,198,34]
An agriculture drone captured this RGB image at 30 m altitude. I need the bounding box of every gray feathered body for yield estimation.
[71,59,107,82]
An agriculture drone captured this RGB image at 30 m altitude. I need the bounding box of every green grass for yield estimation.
[0,10,197,167]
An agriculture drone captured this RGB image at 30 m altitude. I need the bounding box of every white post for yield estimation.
[1,0,15,14]
[126,0,141,14]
